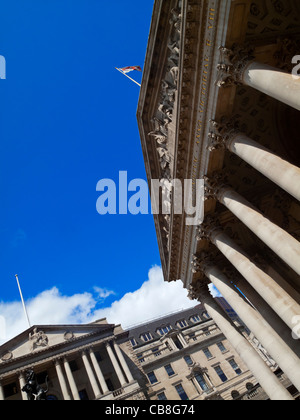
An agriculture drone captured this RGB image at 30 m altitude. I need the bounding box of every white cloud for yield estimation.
[0,266,198,346]
[92,266,197,328]
[93,287,116,300]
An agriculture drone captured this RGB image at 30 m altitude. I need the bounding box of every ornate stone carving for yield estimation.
[274,37,300,72]
[1,351,13,362]
[207,118,240,152]
[216,45,255,88]
[29,328,49,352]
[191,252,214,274]
[147,0,183,252]
[64,331,74,341]
[196,216,221,242]
[188,280,210,301]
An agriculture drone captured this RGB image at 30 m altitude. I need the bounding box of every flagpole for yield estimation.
[15,274,31,328]
[115,67,141,87]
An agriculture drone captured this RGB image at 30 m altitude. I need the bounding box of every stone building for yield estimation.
[0,319,146,400]
[128,302,257,400]
[128,302,297,400]
[137,0,300,400]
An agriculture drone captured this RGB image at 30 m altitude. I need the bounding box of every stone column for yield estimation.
[18,372,28,401]
[198,223,300,331]
[207,180,300,276]
[113,342,134,383]
[106,341,127,387]
[63,357,80,400]
[89,348,109,394]
[243,61,300,111]
[231,274,300,359]
[199,261,300,392]
[0,381,4,400]
[208,128,300,202]
[217,48,300,111]
[81,350,101,399]
[195,285,294,401]
[54,359,71,400]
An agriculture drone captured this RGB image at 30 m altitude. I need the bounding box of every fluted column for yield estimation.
[208,127,300,202]
[198,223,300,331]
[89,348,109,394]
[106,341,127,387]
[206,179,300,276]
[18,372,28,401]
[64,357,80,400]
[54,359,71,400]
[197,259,300,392]
[194,285,294,401]
[113,342,134,383]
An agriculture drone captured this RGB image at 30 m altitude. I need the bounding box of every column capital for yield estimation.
[191,252,214,275]
[207,118,240,152]
[196,216,222,242]
[216,44,255,88]
[204,173,230,201]
[188,281,210,301]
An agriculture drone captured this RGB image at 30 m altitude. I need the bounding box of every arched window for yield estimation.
[231,390,240,400]
[46,394,59,400]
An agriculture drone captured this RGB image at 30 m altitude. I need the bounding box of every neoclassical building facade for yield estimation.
[137,0,300,401]
[0,319,146,400]
[128,302,296,401]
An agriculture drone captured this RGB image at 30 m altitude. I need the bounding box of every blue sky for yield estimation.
[0,0,161,303]
[0,0,221,344]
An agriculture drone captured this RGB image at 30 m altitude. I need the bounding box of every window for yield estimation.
[231,390,240,400]
[3,382,18,398]
[175,384,189,400]
[217,342,227,353]
[229,359,242,375]
[46,394,59,400]
[152,347,161,357]
[130,338,137,347]
[69,360,79,372]
[214,366,228,383]
[140,332,152,342]
[164,364,175,377]
[137,353,145,363]
[147,371,158,385]
[202,311,210,320]
[195,373,210,392]
[176,319,188,328]
[79,389,89,400]
[157,392,167,400]
[174,338,183,350]
[94,351,102,362]
[157,325,172,336]
[184,355,193,366]
[190,314,201,323]
[203,347,213,359]
[106,378,114,392]
[203,328,210,336]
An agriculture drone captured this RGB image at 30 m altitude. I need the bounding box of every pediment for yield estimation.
[0,321,114,365]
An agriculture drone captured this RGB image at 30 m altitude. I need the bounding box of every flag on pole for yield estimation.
[120,66,142,74]
[115,66,142,87]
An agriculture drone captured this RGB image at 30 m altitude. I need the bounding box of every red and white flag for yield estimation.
[120,66,142,74]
